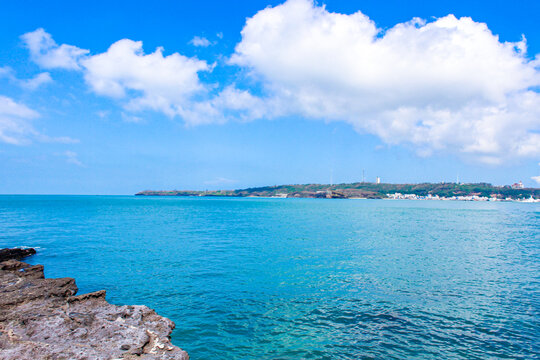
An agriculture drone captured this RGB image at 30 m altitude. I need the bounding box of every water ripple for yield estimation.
[0,196,538,359]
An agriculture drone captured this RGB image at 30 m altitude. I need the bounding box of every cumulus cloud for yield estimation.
[190,36,212,47]
[80,39,265,125]
[22,29,254,125]
[0,66,52,90]
[82,39,211,117]
[230,0,540,162]
[21,28,89,70]
[19,6,540,163]
[0,95,78,145]
[177,85,278,125]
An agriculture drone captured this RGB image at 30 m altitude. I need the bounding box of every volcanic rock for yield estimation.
[0,248,188,360]
[0,247,36,262]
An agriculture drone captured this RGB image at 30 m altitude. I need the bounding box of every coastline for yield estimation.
[135,193,540,203]
[136,181,540,202]
[0,248,188,360]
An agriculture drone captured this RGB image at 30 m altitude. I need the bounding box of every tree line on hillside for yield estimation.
[137,182,540,199]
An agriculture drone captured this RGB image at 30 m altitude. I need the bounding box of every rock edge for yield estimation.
[0,248,189,360]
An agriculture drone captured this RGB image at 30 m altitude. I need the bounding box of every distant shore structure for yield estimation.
[376,177,381,184]
[511,181,524,189]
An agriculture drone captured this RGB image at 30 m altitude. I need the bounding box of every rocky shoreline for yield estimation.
[0,248,188,360]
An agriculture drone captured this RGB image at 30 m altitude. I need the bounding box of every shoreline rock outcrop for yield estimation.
[0,248,188,360]
[0,247,36,262]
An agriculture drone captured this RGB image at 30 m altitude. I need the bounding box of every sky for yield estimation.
[0,0,539,195]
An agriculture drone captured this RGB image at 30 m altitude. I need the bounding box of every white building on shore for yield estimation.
[511,181,524,189]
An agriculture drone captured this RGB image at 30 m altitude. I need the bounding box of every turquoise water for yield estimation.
[0,195,538,359]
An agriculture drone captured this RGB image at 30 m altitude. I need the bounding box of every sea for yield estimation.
[0,195,538,359]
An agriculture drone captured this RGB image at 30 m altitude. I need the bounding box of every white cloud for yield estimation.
[177,85,277,125]
[230,0,540,162]
[190,36,212,47]
[81,39,211,117]
[23,30,246,125]
[204,177,237,186]
[0,95,78,145]
[121,112,144,123]
[37,134,79,144]
[0,66,52,90]
[0,96,40,144]
[19,13,540,163]
[21,28,89,70]
[533,164,540,185]
[20,72,53,90]
[63,150,83,166]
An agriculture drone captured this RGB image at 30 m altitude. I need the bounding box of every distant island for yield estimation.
[136,182,540,202]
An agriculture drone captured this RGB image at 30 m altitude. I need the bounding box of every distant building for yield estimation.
[511,181,524,189]
[376,177,381,184]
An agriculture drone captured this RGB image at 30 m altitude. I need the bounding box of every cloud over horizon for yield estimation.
[17,0,540,163]
[231,0,540,163]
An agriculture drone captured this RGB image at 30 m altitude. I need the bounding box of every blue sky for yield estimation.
[0,0,539,194]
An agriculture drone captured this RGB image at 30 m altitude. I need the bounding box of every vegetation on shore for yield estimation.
[136,182,540,200]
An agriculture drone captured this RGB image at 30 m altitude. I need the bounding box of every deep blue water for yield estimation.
[0,195,538,359]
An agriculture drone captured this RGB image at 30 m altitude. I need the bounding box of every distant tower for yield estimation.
[457,173,460,184]
[362,169,365,183]
[376,176,381,184]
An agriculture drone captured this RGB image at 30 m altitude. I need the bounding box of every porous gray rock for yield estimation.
[0,249,189,360]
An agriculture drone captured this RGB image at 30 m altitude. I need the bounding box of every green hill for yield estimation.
[136,182,540,200]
